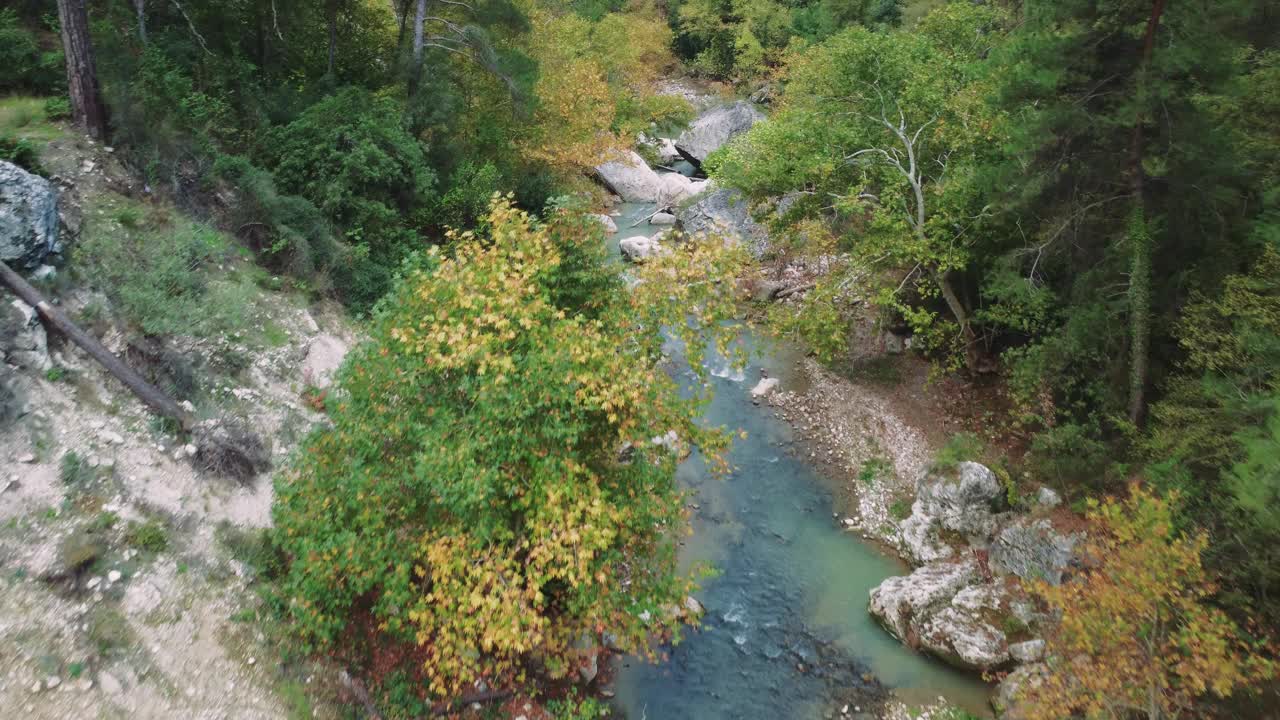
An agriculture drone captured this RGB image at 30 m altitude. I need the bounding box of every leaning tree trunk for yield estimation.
[1126,0,1168,427]
[56,0,108,141]
[0,262,194,431]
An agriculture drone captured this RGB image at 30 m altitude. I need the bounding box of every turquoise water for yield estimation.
[603,203,993,719]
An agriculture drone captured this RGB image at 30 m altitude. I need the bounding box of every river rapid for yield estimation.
[601,201,993,720]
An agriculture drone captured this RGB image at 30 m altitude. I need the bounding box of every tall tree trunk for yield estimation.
[133,0,147,43]
[408,0,427,95]
[1126,0,1168,427]
[56,0,108,141]
[326,0,339,77]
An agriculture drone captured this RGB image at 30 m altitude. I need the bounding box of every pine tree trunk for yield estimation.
[409,0,427,95]
[1126,0,1168,427]
[326,0,339,77]
[56,0,108,141]
[133,0,147,43]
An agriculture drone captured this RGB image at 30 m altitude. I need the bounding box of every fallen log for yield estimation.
[0,260,195,431]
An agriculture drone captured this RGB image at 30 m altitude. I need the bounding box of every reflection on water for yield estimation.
[602,212,992,719]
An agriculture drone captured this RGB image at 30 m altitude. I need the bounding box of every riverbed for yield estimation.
[602,203,993,719]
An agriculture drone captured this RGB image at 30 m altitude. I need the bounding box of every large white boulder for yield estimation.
[619,235,662,262]
[302,334,349,390]
[899,461,1006,564]
[595,150,664,203]
[868,559,978,641]
[675,101,765,165]
[0,161,58,269]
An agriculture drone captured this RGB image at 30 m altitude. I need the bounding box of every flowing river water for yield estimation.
[602,201,993,719]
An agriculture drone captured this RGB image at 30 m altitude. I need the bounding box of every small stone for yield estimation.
[17,453,35,464]
[841,517,856,527]
[1036,486,1062,508]
[183,443,197,457]
[45,676,60,690]
[31,681,41,694]
[100,431,125,445]
[87,577,101,589]
[107,570,122,583]
[841,705,849,714]
[247,657,256,666]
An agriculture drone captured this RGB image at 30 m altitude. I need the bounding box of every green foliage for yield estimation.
[42,96,70,120]
[546,694,610,719]
[0,10,62,94]
[932,432,983,472]
[272,198,743,706]
[75,200,250,336]
[0,134,43,175]
[260,88,435,310]
[59,451,94,486]
[125,520,169,553]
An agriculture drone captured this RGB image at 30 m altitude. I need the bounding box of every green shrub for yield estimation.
[547,695,610,719]
[125,520,169,553]
[0,10,40,93]
[42,96,70,120]
[75,202,247,337]
[59,451,95,486]
[0,133,43,174]
[933,432,984,472]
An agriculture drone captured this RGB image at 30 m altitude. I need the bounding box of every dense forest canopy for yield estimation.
[3,0,1280,717]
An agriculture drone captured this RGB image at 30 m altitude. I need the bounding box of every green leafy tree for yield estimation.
[272,197,745,708]
[709,3,1009,367]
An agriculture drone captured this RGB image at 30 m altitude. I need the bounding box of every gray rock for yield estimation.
[899,462,1005,564]
[619,235,661,262]
[0,161,58,269]
[595,150,664,203]
[750,377,779,401]
[919,605,1009,670]
[649,212,676,226]
[868,560,978,641]
[1009,639,1045,664]
[589,213,618,234]
[988,517,1081,585]
[993,662,1048,719]
[0,298,51,371]
[677,188,769,257]
[750,279,787,302]
[302,334,349,390]
[898,511,955,564]
[675,101,765,165]
[658,172,710,206]
[1036,486,1062,508]
[884,331,908,355]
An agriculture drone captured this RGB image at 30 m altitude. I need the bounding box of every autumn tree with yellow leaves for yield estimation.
[1018,484,1274,720]
[271,196,745,712]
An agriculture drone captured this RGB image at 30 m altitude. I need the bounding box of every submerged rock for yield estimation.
[0,161,59,269]
[675,101,765,165]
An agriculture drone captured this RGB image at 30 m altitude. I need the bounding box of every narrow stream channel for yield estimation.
[602,201,993,719]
